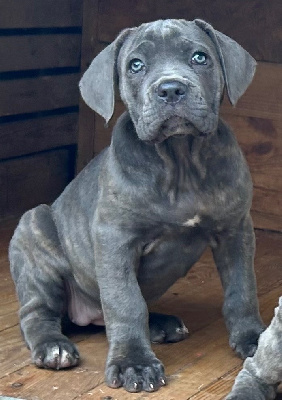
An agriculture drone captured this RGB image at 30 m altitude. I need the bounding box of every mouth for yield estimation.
[161,116,196,135]
[146,116,198,144]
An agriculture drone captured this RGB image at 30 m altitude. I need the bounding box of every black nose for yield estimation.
[157,81,187,103]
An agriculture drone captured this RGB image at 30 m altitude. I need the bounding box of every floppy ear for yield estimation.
[79,28,132,123]
[194,19,257,105]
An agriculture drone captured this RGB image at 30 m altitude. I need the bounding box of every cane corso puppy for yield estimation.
[10,19,265,393]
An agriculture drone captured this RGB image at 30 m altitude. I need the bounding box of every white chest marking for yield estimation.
[183,215,201,227]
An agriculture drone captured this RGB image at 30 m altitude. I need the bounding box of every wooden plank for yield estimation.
[97,0,282,63]
[0,0,82,29]
[0,326,31,378]
[93,101,125,154]
[0,113,78,160]
[77,287,282,400]
[224,115,282,173]
[0,219,18,257]
[0,74,80,117]
[98,0,156,42]
[0,310,19,332]
[252,187,282,217]
[0,34,81,73]
[0,165,7,217]
[154,0,282,63]
[76,0,99,172]
[77,104,96,173]
[252,210,282,233]
[0,278,15,306]
[0,147,75,219]
[221,62,282,120]
[222,113,282,231]
[189,366,240,399]
[0,339,106,400]
[0,228,282,398]
[191,369,282,400]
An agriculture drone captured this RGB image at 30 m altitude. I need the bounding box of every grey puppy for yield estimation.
[226,297,282,400]
[10,19,265,393]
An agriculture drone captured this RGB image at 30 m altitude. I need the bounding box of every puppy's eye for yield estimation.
[191,52,208,65]
[129,58,145,73]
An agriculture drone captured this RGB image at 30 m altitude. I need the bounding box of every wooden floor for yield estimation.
[1,219,282,400]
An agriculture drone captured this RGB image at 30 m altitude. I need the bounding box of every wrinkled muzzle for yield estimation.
[133,76,219,143]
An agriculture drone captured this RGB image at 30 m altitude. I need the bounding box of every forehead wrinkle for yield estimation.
[136,20,216,52]
[179,37,212,52]
[128,39,156,57]
[139,19,186,42]
[141,19,188,34]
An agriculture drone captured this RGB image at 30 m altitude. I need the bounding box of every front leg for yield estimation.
[212,213,265,359]
[94,225,166,393]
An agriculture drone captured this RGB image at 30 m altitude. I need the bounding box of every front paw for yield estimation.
[106,353,166,392]
[230,324,265,359]
[32,336,80,369]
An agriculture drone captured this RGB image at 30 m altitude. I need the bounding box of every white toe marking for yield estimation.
[182,325,189,334]
[50,346,60,358]
[61,349,70,364]
[183,215,200,227]
[176,323,189,335]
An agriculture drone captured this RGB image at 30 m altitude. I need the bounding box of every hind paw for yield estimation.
[149,312,188,343]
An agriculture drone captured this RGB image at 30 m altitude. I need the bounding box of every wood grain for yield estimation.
[0,0,82,29]
[154,0,282,63]
[98,0,155,42]
[222,113,282,230]
[93,101,125,155]
[97,0,282,63]
[76,0,99,172]
[0,113,78,160]
[0,147,75,219]
[1,225,282,399]
[221,63,282,120]
[0,0,83,220]
[251,211,282,233]
[0,34,81,73]
[0,74,80,117]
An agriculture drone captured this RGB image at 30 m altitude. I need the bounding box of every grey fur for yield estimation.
[226,297,282,400]
[10,19,264,393]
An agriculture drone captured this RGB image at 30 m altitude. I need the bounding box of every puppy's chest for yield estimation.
[153,182,245,231]
[148,141,247,228]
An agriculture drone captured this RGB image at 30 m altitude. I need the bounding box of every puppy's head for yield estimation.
[80,19,256,143]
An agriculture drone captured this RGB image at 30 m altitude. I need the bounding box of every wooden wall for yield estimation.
[0,0,83,219]
[78,0,282,232]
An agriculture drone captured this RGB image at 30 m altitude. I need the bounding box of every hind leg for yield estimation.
[140,233,205,345]
[9,205,79,369]
[149,313,188,343]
